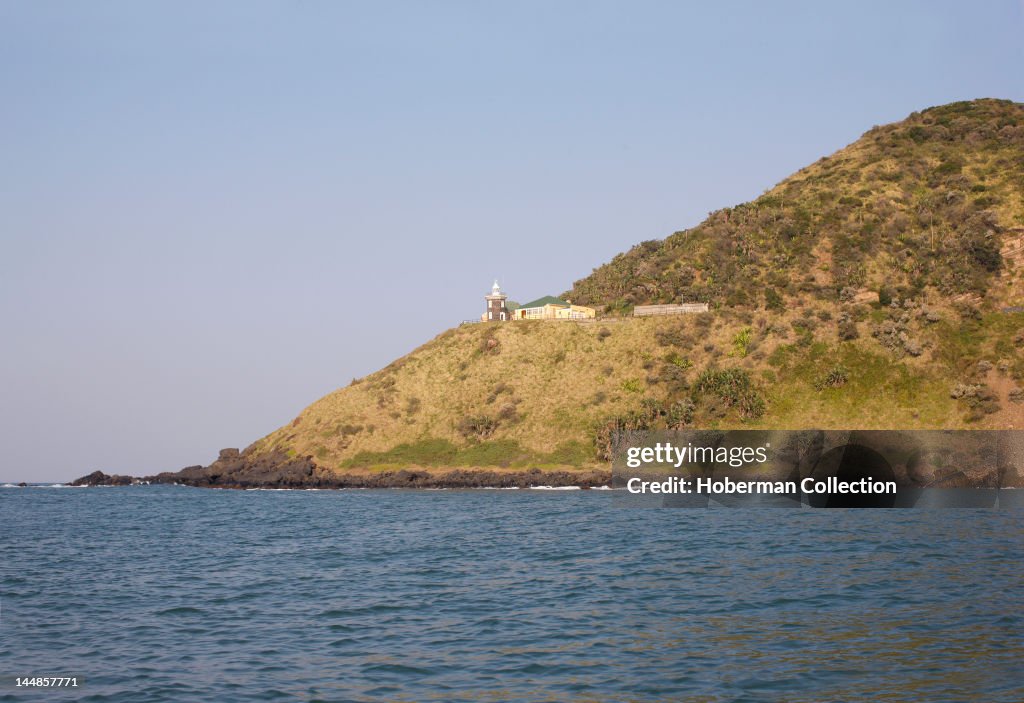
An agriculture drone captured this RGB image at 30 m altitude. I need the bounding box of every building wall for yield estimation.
[633,303,709,316]
[555,305,597,319]
[516,304,596,320]
[484,294,509,321]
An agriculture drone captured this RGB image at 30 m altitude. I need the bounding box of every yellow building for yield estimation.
[514,296,596,320]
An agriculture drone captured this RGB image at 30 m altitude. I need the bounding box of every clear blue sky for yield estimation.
[2,1,1022,482]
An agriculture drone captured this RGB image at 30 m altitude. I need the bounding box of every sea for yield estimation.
[1,484,1022,702]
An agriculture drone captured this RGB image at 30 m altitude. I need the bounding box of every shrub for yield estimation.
[593,411,654,461]
[694,368,766,419]
[951,383,1001,419]
[655,322,693,348]
[485,382,513,404]
[663,351,692,369]
[731,327,753,357]
[621,378,643,393]
[837,313,859,341]
[457,415,499,439]
[667,399,696,428]
[814,365,850,390]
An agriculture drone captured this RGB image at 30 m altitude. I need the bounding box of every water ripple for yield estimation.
[0,486,1022,701]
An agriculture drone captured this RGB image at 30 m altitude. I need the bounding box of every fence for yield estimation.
[633,303,709,316]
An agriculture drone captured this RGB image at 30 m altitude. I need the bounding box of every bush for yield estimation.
[654,322,693,348]
[837,315,859,341]
[951,383,1001,419]
[694,368,766,419]
[667,399,696,428]
[621,378,643,393]
[654,362,688,387]
[731,327,753,357]
[456,415,499,439]
[814,365,850,390]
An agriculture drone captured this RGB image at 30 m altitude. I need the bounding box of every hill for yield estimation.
[567,98,1024,312]
[78,100,1024,487]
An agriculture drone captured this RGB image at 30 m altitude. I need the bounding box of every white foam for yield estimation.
[529,485,582,490]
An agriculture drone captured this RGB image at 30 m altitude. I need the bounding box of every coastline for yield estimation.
[68,448,611,489]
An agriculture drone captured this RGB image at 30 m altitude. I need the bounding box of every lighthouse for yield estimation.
[482,280,509,322]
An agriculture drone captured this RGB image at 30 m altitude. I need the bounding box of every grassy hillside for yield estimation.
[248,100,1024,474]
[250,308,1023,473]
[568,99,1024,313]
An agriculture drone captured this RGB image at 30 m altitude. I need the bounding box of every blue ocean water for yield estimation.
[1,485,1022,702]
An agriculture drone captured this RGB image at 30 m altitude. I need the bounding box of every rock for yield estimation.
[68,470,134,486]
[17,482,27,487]
[71,448,613,490]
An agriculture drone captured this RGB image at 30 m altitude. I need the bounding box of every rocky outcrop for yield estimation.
[70,449,611,489]
[146,449,320,488]
[68,470,136,486]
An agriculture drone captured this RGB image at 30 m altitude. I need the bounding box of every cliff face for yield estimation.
[74,101,1024,485]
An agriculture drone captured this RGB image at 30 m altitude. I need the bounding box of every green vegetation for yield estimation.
[567,99,1024,312]
[694,368,766,419]
[344,438,593,470]
[814,364,850,391]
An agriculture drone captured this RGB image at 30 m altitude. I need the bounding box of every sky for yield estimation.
[1,1,1023,482]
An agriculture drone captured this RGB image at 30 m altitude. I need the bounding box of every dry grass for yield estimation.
[251,305,1023,473]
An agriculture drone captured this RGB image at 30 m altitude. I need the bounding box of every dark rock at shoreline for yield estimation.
[70,448,611,489]
[17,482,27,487]
[148,449,319,488]
[68,470,135,486]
